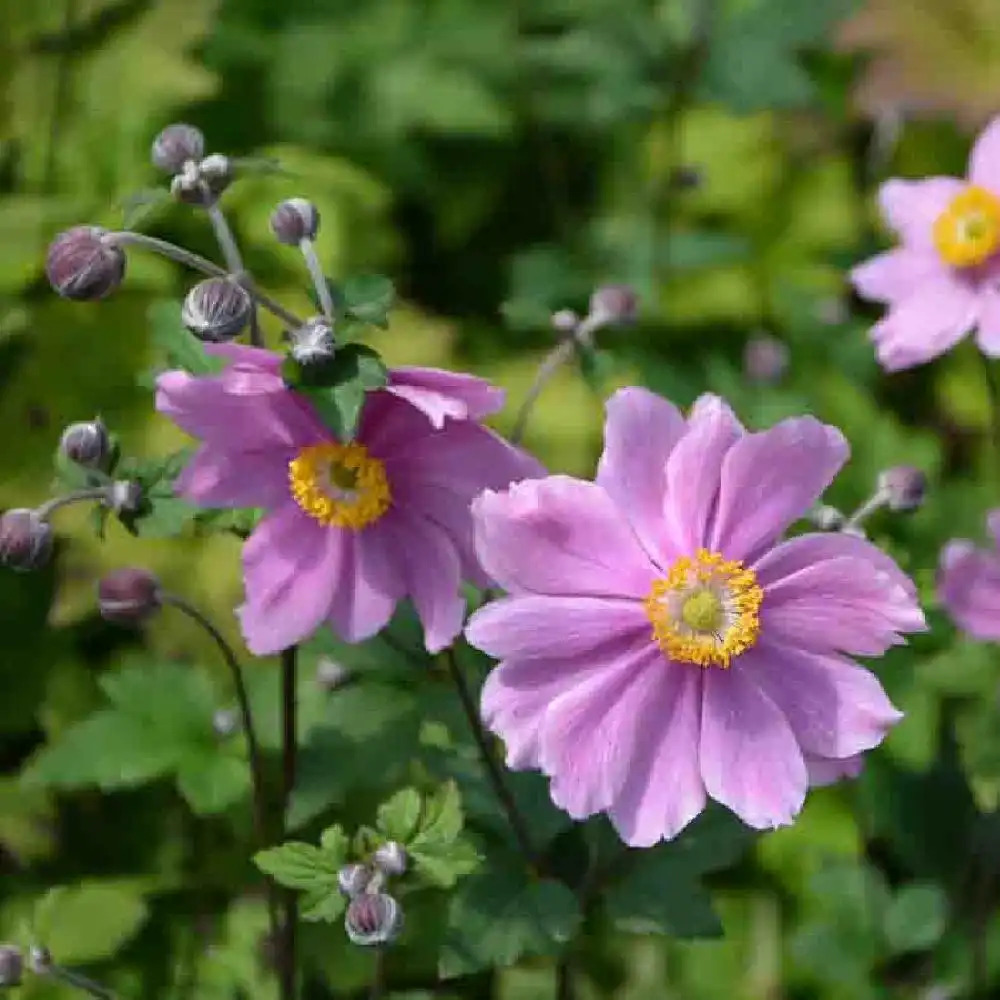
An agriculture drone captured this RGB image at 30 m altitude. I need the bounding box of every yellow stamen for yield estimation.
[933,185,1000,268]
[288,441,390,530]
[644,549,763,668]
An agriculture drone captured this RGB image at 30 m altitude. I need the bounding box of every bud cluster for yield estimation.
[153,123,234,207]
[338,841,408,947]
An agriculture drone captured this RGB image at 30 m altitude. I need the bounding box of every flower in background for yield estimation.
[851,116,1000,371]
[156,343,541,655]
[465,388,925,846]
[938,509,1000,640]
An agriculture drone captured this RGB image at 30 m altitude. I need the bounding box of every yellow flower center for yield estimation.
[644,549,764,668]
[933,185,1000,268]
[288,441,391,530]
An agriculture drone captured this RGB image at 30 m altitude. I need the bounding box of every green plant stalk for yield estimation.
[278,645,299,1000]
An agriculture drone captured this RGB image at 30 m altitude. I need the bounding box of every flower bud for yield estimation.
[198,154,234,198]
[0,945,23,987]
[550,309,580,335]
[27,945,51,975]
[109,481,143,515]
[270,198,320,245]
[372,841,408,877]
[170,170,207,207]
[212,708,240,738]
[743,335,789,385]
[878,465,927,512]
[59,418,111,471]
[344,893,403,947]
[810,504,845,531]
[290,317,336,365]
[151,123,205,173]
[45,226,126,301]
[316,657,350,691]
[182,278,252,342]
[98,567,161,625]
[338,863,373,898]
[669,165,703,190]
[0,510,53,572]
[588,284,638,326]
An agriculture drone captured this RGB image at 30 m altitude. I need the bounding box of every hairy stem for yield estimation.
[300,238,335,321]
[206,204,263,347]
[555,958,575,1000]
[510,338,576,446]
[42,963,116,1000]
[36,487,111,520]
[279,645,299,1000]
[369,948,385,1000]
[441,648,537,867]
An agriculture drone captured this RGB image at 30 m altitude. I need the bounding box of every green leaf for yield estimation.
[253,842,343,892]
[377,788,423,844]
[35,882,150,963]
[320,824,350,856]
[407,782,480,888]
[440,855,582,977]
[341,275,395,328]
[884,883,947,955]
[148,300,224,375]
[301,889,348,924]
[177,753,252,816]
[114,449,198,538]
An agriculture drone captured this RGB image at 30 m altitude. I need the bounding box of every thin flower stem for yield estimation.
[44,963,117,1000]
[160,595,280,943]
[369,948,385,1000]
[841,489,888,533]
[206,204,264,348]
[109,231,303,329]
[510,337,576,446]
[441,648,538,867]
[979,354,1000,484]
[300,239,335,321]
[555,959,574,1000]
[279,645,299,1000]
[36,487,110,520]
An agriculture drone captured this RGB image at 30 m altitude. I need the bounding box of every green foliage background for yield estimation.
[4,0,1000,997]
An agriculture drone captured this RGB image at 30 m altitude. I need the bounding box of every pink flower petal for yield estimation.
[465,594,650,661]
[988,509,1000,547]
[607,663,707,846]
[968,116,1000,193]
[805,754,863,788]
[539,640,668,820]
[387,367,505,427]
[595,387,686,570]
[470,476,657,599]
[975,286,1000,356]
[710,417,848,562]
[869,275,978,372]
[699,666,807,830]
[738,641,902,759]
[850,247,943,304]
[937,540,1000,641]
[325,530,398,644]
[204,342,283,372]
[663,394,742,553]
[238,504,341,654]
[175,444,292,509]
[878,177,964,248]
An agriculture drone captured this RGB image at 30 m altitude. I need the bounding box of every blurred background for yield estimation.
[4,0,1000,997]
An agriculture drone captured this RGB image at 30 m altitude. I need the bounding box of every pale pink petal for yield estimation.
[237,504,340,654]
[738,641,902,759]
[387,367,505,426]
[968,116,1000,193]
[850,247,943,304]
[595,387,686,570]
[470,477,656,599]
[607,663,707,846]
[663,395,742,552]
[465,595,650,661]
[937,540,1000,641]
[539,641,670,820]
[699,667,807,830]
[710,417,848,562]
[975,286,1000,356]
[805,755,863,788]
[174,444,292,509]
[869,275,978,371]
[878,177,964,247]
[358,391,440,457]
[325,530,398,644]
[988,509,1000,547]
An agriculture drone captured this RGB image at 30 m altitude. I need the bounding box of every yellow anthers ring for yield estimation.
[644,549,764,668]
[933,185,1000,268]
[288,441,391,530]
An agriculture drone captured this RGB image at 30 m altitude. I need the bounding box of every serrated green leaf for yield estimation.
[884,883,947,955]
[439,856,581,977]
[320,824,349,857]
[377,788,423,843]
[299,379,366,441]
[177,753,251,816]
[406,782,480,888]
[149,300,224,375]
[301,888,347,924]
[253,842,342,891]
[99,661,213,734]
[341,275,395,329]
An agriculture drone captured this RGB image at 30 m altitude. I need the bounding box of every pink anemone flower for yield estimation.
[156,343,542,655]
[465,388,926,846]
[938,509,1000,640]
[851,116,1000,371]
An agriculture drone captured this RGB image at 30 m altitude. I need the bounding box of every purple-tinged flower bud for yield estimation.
[878,466,927,512]
[810,504,845,531]
[151,123,205,173]
[98,567,161,625]
[372,841,408,877]
[290,316,336,365]
[270,198,320,245]
[550,309,580,335]
[27,946,51,975]
[0,510,53,572]
[316,657,350,691]
[170,169,207,207]
[743,335,789,385]
[45,226,126,301]
[109,481,143,515]
[0,945,23,987]
[182,278,252,342]
[212,708,240,738]
[588,284,638,326]
[59,418,111,471]
[198,154,234,198]
[669,165,703,190]
[338,863,373,898]
[344,892,403,946]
